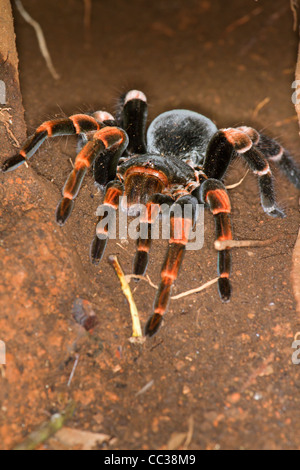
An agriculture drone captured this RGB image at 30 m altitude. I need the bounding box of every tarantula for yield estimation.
[2,90,300,336]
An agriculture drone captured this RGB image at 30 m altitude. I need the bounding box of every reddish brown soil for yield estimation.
[1,0,300,450]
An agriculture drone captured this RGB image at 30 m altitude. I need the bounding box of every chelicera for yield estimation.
[2,90,300,336]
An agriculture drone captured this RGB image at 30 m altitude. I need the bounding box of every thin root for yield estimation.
[126,272,219,301]
[226,170,249,190]
[67,354,79,387]
[15,0,60,80]
[252,97,270,119]
[125,274,158,289]
[291,0,299,31]
[171,277,219,300]
[215,235,280,251]
[0,107,20,147]
[108,255,144,339]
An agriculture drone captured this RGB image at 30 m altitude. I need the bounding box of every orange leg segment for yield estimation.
[145,195,197,336]
[56,127,127,226]
[90,180,124,264]
[201,179,233,301]
[1,115,102,173]
[133,194,174,278]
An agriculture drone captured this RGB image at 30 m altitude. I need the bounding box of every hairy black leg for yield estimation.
[203,131,234,180]
[145,195,198,337]
[1,114,105,172]
[90,180,124,264]
[225,128,285,218]
[92,114,128,187]
[77,110,116,152]
[56,127,127,226]
[72,111,128,188]
[206,127,285,218]
[200,179,233,301]
[117,90,148,154]
[133,194,174,278]
[239,128,300,190]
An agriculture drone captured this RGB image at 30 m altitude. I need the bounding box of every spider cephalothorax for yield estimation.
[2,90,300,336]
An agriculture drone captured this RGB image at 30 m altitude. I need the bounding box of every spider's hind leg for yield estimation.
[204,128,286,218]
[248,129,300,189]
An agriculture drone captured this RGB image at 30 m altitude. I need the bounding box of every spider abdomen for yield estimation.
[146,110,218,165]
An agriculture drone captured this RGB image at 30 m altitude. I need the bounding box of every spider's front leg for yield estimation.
[56,126,128,225]
[145,195,198,337]
[90,180,124,264]
[204,128,285,218]
[1,113,111,173]
[200,179,233,301]
[133,193,174,278]
[90,89,149,263]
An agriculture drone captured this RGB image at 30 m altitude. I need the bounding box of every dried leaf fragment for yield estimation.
[54,427,112,450]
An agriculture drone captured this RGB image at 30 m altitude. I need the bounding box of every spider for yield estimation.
[2,90,300,336]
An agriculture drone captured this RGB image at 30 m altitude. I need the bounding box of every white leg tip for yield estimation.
[93,111,114,122]
[124,90,147,104]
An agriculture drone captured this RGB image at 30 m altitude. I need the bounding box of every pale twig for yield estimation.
[214,235,280,251]
[226,170,249,190]
[252,97,270,119]
[126,273,218,301]
[0,107,20,147]
[125,274,158,289]
[15,0,60,80]
[166,415,195,450]
[67,354,79,387]
[291,0,299,31]
[183,416,194,450]
[135,379,154,397]
[171,277,219,300]
[108,255,144,340]
[225,7,262,34]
